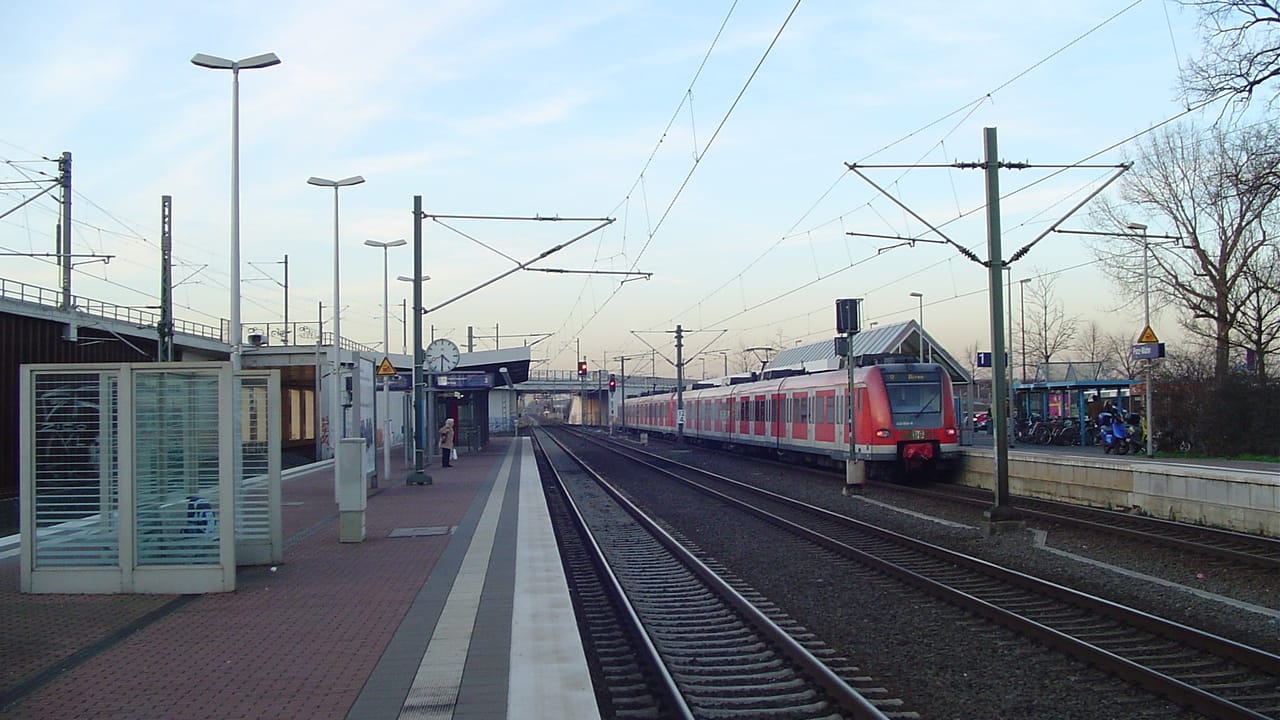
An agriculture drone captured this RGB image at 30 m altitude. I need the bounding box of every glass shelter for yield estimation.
[20,362,280,594]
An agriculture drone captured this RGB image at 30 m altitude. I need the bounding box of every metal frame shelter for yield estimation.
[1013,361,1134,445]
[20,362,282,594]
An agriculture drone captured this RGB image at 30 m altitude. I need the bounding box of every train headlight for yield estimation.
[875,428,891,438]
[944,427,957,438]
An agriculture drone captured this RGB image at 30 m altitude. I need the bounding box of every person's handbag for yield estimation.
[450,448,458,461]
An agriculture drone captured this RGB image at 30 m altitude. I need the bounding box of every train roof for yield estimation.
[765,320,970,385]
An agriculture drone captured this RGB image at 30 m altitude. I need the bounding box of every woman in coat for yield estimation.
[439,418,455,467]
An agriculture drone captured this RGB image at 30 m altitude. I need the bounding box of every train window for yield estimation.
[885,375,944,428]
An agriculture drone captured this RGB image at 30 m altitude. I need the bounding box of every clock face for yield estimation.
[425,338,460,373]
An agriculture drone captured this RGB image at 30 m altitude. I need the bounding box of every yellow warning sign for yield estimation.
[1137,326,1159,344]
[375,357,397,376]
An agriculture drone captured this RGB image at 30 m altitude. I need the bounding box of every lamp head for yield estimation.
[238,52,281,69]
[909,291,923,298]
[308,175,365,188]
[1127,222,1148,232]
[192,52,280,70]
[191,53,234,69]
[366,239,407,249]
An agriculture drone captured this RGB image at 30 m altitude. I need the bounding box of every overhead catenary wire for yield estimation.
[629,0,1175,356]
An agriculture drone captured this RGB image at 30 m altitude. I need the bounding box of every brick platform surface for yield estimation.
[0,440,508,719]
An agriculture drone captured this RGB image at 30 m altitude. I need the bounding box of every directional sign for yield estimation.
[1131,342,1166,361]
[376,357,398,377]
[1137,325,1159,344]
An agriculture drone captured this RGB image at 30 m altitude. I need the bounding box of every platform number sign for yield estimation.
[976,352,1008,368]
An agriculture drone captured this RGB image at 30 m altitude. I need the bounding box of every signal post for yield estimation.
[836,298,865,495]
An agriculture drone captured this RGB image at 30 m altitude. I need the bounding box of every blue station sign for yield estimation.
[385,371,496,390]
[1130,342,1166,360]
[435,372,493,389]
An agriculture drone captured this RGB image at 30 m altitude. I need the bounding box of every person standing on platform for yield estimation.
[439,418,455,467]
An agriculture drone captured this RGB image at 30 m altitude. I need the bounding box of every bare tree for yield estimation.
[1090,121,1280,378]
[1231,244,1280,376]
[1102,329,1143,379]
[1020,270,1079,370]
[1180,0,1280,107]
[1073,321,1109,364]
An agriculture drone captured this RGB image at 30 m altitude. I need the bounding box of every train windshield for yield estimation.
[883,370,944,428]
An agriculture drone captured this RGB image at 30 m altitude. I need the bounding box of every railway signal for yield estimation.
[578,360,588,376]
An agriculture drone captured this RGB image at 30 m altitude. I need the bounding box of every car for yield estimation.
[973,411,991,432]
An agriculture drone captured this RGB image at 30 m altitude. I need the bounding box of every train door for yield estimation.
[791,391,808,441]
[770,393,783,440]
[815,390,835,443]
[851,383,867,453]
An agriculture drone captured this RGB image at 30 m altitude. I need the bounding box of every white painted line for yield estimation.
[1029,529,1280,619]
[399,442,516,720]
[851,496,977,529]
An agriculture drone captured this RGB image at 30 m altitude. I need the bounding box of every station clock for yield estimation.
[425,338,460,373]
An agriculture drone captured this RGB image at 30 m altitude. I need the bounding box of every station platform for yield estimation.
[0,436,601,720]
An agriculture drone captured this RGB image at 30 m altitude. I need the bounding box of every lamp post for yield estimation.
[909,291,924,361]
[308,175,364,450]
[1019,278,1030,384]
[398,273,431,469]
[1129,222,1154,457]
[191,51,281,369]
[710,349,730,377]
[366,239,406,481]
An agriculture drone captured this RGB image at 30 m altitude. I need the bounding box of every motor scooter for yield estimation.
[1098,410,1129,455]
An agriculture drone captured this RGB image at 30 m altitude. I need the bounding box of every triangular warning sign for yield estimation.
[1137,326,1159,344]
[376,357,398,376]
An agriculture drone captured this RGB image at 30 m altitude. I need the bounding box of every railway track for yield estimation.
[531,428,909,720]
[555,428,1280,720]
[880,480,1280,570]
[622,427,1280,571]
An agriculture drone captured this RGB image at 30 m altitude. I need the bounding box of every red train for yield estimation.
[622,362,960,478]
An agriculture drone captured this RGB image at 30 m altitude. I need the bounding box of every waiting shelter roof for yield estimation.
[1016,361,1133,392]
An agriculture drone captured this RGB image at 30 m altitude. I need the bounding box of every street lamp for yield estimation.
[308,175,365,449]
[397,273,430,469]
[191,51,281,369]
[709,349,730,377]
[1019,278,1031,384]
[366,238,406,480]
[909,291,924,361]
[1129,222,1154,457]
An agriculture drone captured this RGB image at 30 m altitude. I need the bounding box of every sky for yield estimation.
[1,0,1224,377]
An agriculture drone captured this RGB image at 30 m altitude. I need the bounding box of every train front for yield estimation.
[873,364,960,473]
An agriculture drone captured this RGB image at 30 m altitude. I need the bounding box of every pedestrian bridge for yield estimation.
[517,369,679,396]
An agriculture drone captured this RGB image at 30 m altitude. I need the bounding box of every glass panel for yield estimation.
[885,373,944,429]
[32,372,119,567]
[237,376,271,544]
[134,371,221,565]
